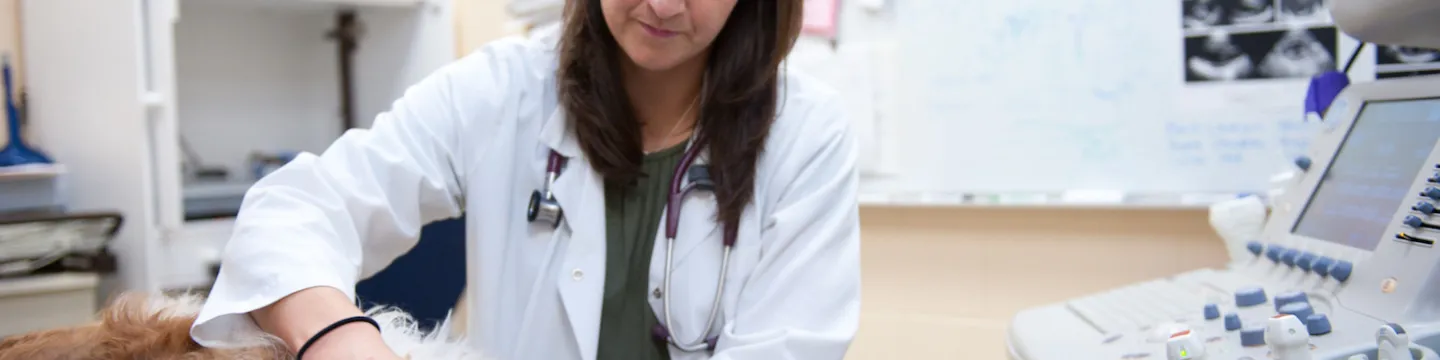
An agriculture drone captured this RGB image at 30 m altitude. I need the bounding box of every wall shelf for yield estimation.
[857,191,1246,210]
[0,164,64,182]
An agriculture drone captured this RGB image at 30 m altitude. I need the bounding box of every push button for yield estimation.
[1235,287,1267,307]
[1424,187,1440,201]
[1296,253,1316,271]
[1203,304,1220,320]
[1224,313,1242,331]
[1247,241,1264,256]
[1417,202,1437,215]
[1306,314,1332,335]
[1294,156,1312,171]
[1313,257,1335,277]
[1406,215,1425,228]
[1240,327,1266,346]
[1332,260,1354,282]
[1281,249,1299,266]
[1279,302,1315,320]
[1266,245,1286,262]
[1275,291,1308,310]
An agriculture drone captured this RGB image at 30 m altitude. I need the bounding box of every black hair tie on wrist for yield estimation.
[295,315,382,360]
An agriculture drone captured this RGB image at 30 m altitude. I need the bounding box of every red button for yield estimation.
[1170,330,1192,339]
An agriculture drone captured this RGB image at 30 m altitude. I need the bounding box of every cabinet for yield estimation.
[21,0,455,292]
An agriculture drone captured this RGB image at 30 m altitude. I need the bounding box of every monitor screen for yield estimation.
[1292,97,1440,250]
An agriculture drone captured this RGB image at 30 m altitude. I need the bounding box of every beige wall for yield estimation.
[849,207,1228,359]
[453,0,513,58]
[0,0,19,144]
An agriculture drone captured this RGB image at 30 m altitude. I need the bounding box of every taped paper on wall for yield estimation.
[802,0,840,39]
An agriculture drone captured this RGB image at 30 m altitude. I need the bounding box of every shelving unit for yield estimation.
[0,163,63,182]
[21,0,455,292]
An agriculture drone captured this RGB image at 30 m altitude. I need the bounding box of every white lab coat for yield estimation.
[189,35,862,360]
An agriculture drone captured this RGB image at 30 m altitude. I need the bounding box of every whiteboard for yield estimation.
[797,0,1359,201]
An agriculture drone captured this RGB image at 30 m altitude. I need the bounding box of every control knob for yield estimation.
[1235,287,1267,307]
[1424,187,1440,201]
[1407,215,1425,228]
[1378,323,1415,360]
[1276,291,1309,311]
[1166,330,1208,360]
[1247,241,1264,256]
[1306,314,1331,336]
[1224,313,1242,331]
[1295,156,1313,171]
[1417,202,1437,215]
[1266,314,1312,360]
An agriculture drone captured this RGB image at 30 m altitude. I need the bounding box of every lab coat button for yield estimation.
[572,269,584,281]
[653,288,663,298]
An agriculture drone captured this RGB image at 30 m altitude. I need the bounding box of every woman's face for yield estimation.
[602,0,738,71]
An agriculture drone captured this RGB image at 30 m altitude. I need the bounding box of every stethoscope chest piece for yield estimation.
[528,189,563,228]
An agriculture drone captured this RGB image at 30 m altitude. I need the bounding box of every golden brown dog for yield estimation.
[0,292,485,360]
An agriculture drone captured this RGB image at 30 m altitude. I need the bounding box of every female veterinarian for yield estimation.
[189,0,861,359]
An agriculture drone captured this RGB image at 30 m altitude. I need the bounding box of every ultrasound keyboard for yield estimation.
[1008,76,1440,360]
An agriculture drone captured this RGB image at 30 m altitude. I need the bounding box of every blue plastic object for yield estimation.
[1313,257,1335,277]
[1235,287,1267,307]
[1425,187,1440,201]
[1407,215,1426,228]
[1241,327,1266,346]
[1280,302,1315,320]
[1306,314,1332,335]
[1246,241,1264,256]
[1282,249,1300,266]
[1276,291,1309,310]
[1266,245,1286,262]
[1297,252,1316,271]
[0,55,51,167]
[1295,156,1313,171]
[1332,260,1355,282]
[1224,313,1242,331]
[1204,304,1220,320]
[1305,71,1351,121]
[1417,202,1437,215]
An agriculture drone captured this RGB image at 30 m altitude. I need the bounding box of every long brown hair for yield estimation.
[557,0,804,237]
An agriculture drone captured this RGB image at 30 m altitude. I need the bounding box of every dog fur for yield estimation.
[0,292,486,360]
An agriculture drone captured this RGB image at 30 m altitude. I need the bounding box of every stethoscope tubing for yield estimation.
[534,135,734,353]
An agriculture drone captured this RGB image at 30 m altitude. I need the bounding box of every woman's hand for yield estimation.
[297,322,405,360]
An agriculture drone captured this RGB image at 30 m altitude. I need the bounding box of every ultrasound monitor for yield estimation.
[1292,98,1440,251]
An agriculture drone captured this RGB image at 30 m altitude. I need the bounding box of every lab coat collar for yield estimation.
[540,107,582,158]
[542,105,605,360]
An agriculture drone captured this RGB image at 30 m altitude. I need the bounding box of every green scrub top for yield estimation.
[595,141,688,360]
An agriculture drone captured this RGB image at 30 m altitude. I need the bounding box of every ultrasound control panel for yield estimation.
[1008,75,1440,360]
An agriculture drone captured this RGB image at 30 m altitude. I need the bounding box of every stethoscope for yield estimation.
[526,137,736,353]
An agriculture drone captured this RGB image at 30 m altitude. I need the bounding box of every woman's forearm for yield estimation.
[250,286,380,352]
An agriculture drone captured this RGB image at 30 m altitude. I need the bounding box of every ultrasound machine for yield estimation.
[1007,1,1440,359]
